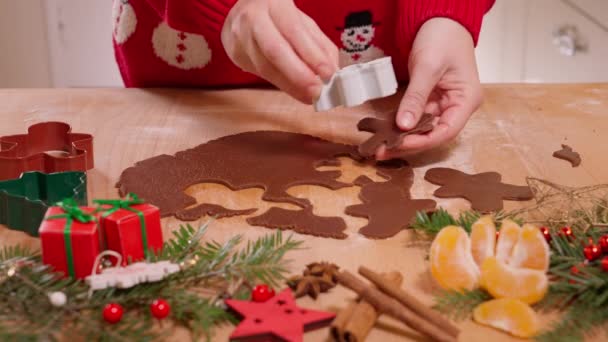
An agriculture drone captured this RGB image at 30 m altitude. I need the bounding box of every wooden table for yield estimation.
[1,84,607,341]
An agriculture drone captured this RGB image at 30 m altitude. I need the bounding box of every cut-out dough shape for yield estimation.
[357,113,435,158]
[345,160,436,239]
[117,131,359,218]
[552,144,581,167]
[314,57,398,111]
[424,168,534,213]
[247,207,347,239]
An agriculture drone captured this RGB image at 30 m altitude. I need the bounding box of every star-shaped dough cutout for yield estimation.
[424,168,533,212]
[225,289,335,342]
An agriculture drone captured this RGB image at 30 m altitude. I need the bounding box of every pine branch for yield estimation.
[536,301,608,342]
[0,223,302,341]
[432,289,492,321]
[0,244,37,262]
[412,209,459,235]
[167,291,235,341]
[412,208,523,236]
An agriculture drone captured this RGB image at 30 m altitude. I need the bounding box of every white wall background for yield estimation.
[0,0,52,87]
[1,0,607,88]
[44,0,122,87]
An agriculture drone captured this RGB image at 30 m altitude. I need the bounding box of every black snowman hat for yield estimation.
[338,11,380,30]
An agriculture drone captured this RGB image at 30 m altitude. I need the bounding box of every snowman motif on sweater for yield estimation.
[338,11,385,67]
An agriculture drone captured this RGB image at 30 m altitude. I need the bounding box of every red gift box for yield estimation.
[40,201,101,279]
[95,195,163,264]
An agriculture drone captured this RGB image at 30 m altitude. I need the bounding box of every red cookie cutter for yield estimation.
[0,122,94,181]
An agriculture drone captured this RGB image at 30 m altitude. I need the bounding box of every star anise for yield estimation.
[287,275,335,299]
[305,262,339,283]
[286,262,339,299]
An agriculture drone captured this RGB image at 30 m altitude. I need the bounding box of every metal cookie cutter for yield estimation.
[314,57,398,111]
[0,122,94,181]
[0,171,87,236]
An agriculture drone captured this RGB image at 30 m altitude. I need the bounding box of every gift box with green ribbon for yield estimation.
[94,194,163,264]
[39,199,101,279]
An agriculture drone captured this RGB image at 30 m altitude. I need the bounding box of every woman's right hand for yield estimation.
[221,0,339,104]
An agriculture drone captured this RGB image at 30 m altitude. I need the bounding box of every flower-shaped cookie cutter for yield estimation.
[0,171,87,236]
[314,57,398,111]
[0,122,94,180]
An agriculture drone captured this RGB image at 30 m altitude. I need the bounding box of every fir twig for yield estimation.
[0,223,302,341]
[432,289,492,321]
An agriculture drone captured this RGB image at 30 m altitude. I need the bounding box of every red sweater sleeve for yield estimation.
[144,0,237,33]
[397,0,495,46]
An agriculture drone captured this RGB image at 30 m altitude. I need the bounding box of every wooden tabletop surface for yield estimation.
[0,84,607,341]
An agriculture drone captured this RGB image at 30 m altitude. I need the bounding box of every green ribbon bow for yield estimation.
[46,198,97,278]
[93,193,149,258]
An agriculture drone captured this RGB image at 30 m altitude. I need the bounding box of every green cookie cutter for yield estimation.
[0,171,87,236]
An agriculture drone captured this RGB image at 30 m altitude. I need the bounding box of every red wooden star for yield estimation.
[225,289,335,342]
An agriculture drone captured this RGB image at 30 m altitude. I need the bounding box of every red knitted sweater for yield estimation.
[113,0,495,88]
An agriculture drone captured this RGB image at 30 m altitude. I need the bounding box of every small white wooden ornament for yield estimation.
[85,251,180,296]
[314,57,398,112]
[48,291,67,307]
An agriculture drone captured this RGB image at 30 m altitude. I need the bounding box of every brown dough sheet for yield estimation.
[117,131,358,218]
[175,203,256,221]
[247,207,347,239]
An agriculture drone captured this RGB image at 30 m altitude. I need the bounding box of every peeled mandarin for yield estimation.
[509,223,550,271]
[473,298,540,338]
[470,215,497,267]
[430,225,480,291]
[495,220,521,263]
[480,256,548,304]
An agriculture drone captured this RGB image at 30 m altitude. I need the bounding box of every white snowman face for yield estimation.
[341,25,375,51]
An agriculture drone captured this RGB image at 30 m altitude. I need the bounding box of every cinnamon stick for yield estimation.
[330,302,356,341]
[335,270,456,342]
[359,266,460,338]
[331,272,403,342]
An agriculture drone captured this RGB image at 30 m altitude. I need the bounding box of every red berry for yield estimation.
[569,265,582,284]
[252,284,276,302]
[539,226,552,242]
[103,303,124,324]
[561,226,574,239]
[570,265,580,275]
[584,244,602,261]
[150,299,171,319]
[602,257,608,272]
[599,235,608,253]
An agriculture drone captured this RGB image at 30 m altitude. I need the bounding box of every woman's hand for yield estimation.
[377,18,483,159]
[221,0,339,104]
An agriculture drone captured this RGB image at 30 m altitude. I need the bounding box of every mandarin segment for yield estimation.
[480,257,548,304]
[509,224,550,271]
[430,225,480,291]
[473,298,540,338]
[495,220,521,263]
[470,215,497,267]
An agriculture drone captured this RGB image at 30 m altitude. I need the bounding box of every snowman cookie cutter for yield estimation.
[314,57,398,111]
